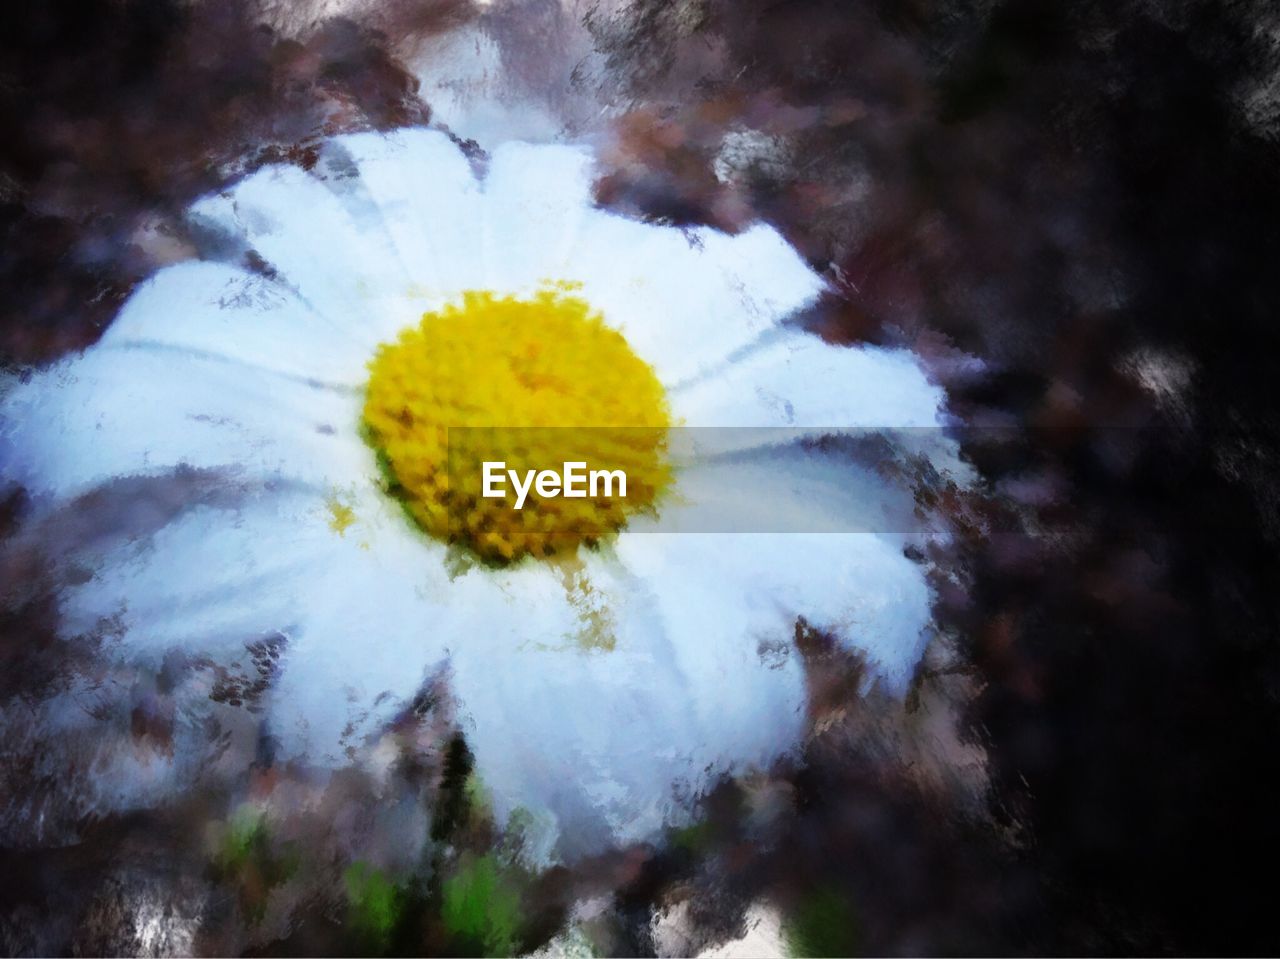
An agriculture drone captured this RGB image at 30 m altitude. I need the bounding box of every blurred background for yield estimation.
[3,0,1280,954]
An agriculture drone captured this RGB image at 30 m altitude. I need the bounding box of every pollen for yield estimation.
[362,289,672,563]
[327,497,357,536]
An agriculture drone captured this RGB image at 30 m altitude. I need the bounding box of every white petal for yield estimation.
[432,137,823,384]
[326,128,489,300]
[446,566,642,849]
[265,505,462,765]
[2,346,370,498]
[98,260,368,386]
[189,164,416,345]
[565,218,827,384]
[653,442,926,536]
[614,530,933,693]
[189,134,825,387]
[617,445,939,691]
[481,141,594,291]
[669,329,945,438]
[442,554,808,855]
[62,481,461,765]
[581,548,811,781]
[60,489,339,656]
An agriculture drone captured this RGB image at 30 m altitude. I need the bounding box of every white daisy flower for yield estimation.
[1,128,948,859]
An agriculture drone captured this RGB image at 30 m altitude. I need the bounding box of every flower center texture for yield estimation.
[362,288,673,563]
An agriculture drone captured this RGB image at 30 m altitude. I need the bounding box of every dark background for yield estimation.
[3,0,1280,953]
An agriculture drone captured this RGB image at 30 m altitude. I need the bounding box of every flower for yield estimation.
[1,129,948,858]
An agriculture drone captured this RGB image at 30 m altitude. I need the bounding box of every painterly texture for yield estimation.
[3,0,1280,955]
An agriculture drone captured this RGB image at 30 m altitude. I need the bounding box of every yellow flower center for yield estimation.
[362,289,672,563]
